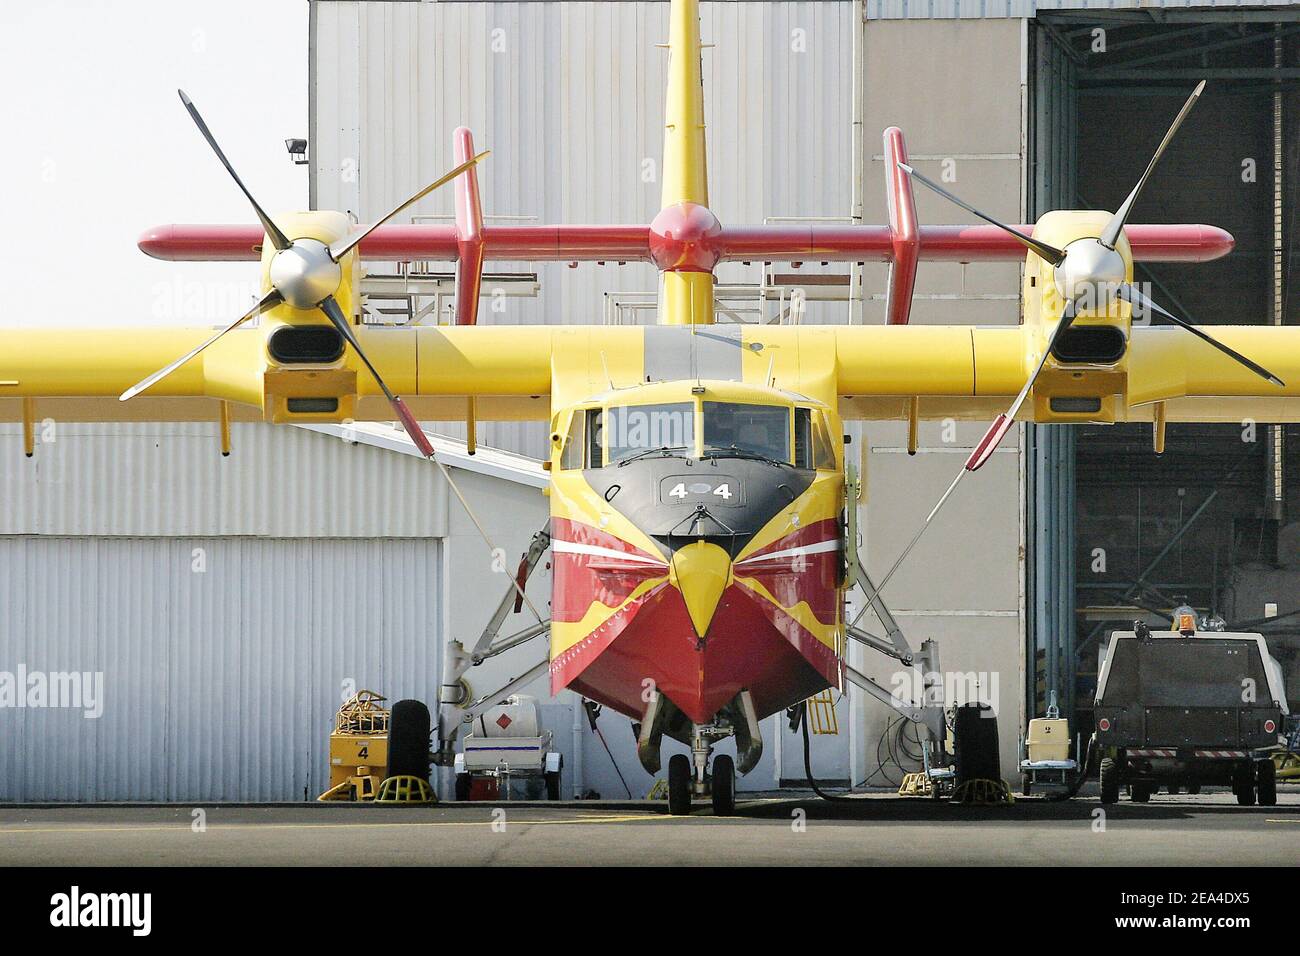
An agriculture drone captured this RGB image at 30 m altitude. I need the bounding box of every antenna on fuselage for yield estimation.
[600,351,616,391]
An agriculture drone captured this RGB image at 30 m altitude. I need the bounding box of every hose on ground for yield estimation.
[798,700,854,802]
[1044,732,1097,802]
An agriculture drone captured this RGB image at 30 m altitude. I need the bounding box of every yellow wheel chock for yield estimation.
[951,778,1015,806]
[375,775,437,804]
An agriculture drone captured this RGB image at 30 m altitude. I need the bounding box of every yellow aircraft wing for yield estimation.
[4,322,1300,433]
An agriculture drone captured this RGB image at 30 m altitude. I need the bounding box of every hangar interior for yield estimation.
[1028,7,1300,732]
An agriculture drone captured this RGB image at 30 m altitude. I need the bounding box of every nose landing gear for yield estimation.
[666,725,740,816]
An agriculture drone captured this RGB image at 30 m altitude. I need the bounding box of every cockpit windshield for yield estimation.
[567,398,810,468]
[605,402,695,465]
[702,402,790,464]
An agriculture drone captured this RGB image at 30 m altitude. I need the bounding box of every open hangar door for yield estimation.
[1030,9,1300,729]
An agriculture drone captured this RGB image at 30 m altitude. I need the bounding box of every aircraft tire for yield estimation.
[668,754,692,815]
[711,754,735,816]
[386,699,432,781]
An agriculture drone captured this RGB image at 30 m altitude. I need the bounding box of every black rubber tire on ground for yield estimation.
[1167,783,1180,795]
[1256,759,1277,807]
[545,770,561,801]
[711,754,736,816]
[386,699,432,781]
[668,753,692,816]
[1131,783,1152,803]
[1022,778,1032,797]
[454,773,472,801]
[1187,779,1202,795]
[1099,757,1121,804]
[1233,762,1256,806]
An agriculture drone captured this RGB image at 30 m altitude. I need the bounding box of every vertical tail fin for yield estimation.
[662,0,709,208]
[657,0,716,325]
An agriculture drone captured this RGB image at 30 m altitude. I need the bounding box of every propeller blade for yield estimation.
[120,288,283,402]
[965,296,1080,472]
[1099,81,1205,250]
[850,298,1080,627]
[329,150,491,261]
[899,163,1066,266]
[178,90,292,252]
[1118,283,1284,388]
[317,295,437,458]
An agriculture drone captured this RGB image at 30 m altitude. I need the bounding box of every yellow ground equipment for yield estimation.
[1026,717,1071,762]
[317,690,390,802]
[897,772,935,798]
[1273,749,1300,781]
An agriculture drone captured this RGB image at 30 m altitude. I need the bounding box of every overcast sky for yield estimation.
[0,0,308,327]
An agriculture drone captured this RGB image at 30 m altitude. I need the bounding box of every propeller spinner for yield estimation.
[121,90,489,460]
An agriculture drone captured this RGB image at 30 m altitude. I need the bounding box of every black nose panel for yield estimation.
[583,457,815,558]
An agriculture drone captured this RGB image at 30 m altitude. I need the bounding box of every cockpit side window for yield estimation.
[560,409,586,470]
[794,408,813,469]
[813,414,837,471]
[585,408,604,467]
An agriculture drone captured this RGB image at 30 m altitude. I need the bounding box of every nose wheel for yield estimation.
[668,753,692,815]
[711,754,736,816]
[666,731,739,816]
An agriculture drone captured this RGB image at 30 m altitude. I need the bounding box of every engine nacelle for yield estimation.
[1023,210,1135,424]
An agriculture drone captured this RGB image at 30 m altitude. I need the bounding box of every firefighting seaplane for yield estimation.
[4,0,1297,814]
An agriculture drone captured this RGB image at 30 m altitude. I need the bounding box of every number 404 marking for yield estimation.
[668,482,732,500]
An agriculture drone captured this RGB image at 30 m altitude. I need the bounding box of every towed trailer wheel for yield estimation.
[1256,758,1277,807]
[1099,757,1121,805]
[1233,762,1256,806]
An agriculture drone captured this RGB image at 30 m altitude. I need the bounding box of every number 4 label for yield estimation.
[713,484,732,500]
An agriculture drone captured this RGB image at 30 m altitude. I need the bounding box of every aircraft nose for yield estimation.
[668,541,732,639]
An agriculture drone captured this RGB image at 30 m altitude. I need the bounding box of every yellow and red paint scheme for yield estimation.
[546,381,845,725]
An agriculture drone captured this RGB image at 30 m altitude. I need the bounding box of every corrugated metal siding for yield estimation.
[310,1,856,457]
[867,0,1300,20]
[0,536,441,802]
[0,422,447,537]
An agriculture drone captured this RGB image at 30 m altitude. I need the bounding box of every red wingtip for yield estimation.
[391,396,436,459]
[965,414,1013,472]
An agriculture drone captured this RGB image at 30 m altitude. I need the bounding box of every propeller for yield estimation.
[900,79,1279,474]
[852,80,1279,630]
[121,90,489,459]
